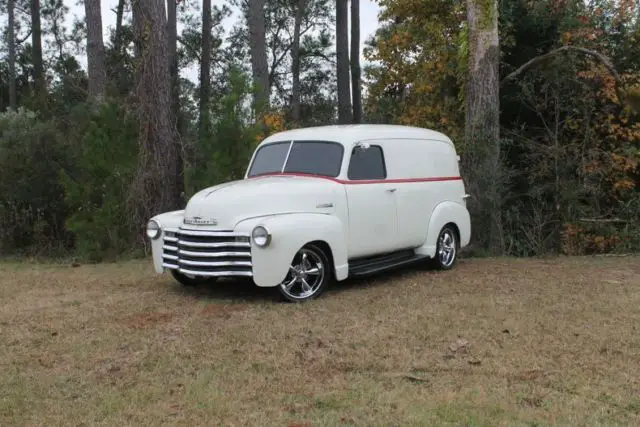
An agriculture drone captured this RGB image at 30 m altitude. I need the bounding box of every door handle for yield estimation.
[386,188,397,193]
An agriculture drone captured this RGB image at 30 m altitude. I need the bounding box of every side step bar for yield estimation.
[348,249,429,278]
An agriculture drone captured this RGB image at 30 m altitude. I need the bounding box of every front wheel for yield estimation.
[277,243,332,302]
[170,269,218,287]
[432,225,459,270]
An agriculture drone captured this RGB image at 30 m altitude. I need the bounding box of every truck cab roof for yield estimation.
[259,124,454,147]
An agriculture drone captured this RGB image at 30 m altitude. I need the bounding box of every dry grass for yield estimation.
[1,255,640,426]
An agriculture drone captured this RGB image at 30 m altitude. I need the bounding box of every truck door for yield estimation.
[344,143,399,258]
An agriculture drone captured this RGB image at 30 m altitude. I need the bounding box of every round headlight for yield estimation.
[252,225,271,247]
[146,220,161,239]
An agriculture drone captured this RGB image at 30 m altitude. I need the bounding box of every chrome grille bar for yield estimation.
[161,228,253,277]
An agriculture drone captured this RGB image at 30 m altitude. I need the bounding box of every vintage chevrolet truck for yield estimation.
[146,124,471,302]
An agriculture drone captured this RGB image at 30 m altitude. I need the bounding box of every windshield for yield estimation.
[247,140,344,178]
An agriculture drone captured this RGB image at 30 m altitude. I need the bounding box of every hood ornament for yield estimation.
[184,216,218,226]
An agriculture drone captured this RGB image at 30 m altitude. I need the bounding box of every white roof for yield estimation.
[260,124,453,146]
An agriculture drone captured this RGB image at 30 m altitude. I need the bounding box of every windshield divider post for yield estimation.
[281,140,294,173]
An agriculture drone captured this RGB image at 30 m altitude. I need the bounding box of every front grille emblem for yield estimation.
[183,216,217,225]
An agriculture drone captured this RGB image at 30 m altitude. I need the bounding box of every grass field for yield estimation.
[1,255,640,426]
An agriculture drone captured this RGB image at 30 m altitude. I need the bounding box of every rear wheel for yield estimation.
[170,270,218,287]
[432,225,459,270]
[277,243,331,302]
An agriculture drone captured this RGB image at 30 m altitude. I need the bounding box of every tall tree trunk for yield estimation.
[129,0,183,229]
[114,0,125,51]
[248,0,270,117]
[198,0,212,140]
[84,0,107,101]
[290,0,306,125]
[109,0,127,96]
[350,0,362,123]
[8,0,17,108]
[30,0,45,104]
[464,0,503,254]
[167,0,179,127]
[167,0,185,204]
[336,0,352,124]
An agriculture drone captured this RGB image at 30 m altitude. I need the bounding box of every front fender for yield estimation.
[235,213,348,287]
[149,210,184,273]
[415,201,471,258]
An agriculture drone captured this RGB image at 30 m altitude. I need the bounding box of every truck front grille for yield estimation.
[161,228,253,277]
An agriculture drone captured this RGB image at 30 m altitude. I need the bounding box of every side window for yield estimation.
[347,144,387,180]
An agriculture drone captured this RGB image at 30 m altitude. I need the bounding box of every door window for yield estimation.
[347,144,387,180]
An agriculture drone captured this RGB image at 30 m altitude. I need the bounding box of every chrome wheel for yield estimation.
[434,226,458,270]
[278,244,330,302]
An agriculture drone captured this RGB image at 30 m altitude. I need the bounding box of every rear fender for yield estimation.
[415,201,471,258]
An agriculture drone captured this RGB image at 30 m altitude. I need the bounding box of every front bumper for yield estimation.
[161,227,253,277]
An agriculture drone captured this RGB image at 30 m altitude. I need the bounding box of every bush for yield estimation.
[60,101,139,261]
[0,108,72,255]
[186,67,261,194]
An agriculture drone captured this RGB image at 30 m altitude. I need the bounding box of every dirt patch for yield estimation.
[1,255,640,426]
[125,311,173,329]
[200,303,249,318]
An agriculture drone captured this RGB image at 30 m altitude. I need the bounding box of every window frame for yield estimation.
[283,140,345,177]
[247,139,345,178]
[246,140,292,178]
[347,143,388,181]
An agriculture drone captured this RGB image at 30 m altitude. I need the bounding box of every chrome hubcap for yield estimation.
[438,230,456,267]
[279,248,325,299]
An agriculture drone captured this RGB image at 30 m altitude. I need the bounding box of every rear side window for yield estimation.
[348,145,387,180]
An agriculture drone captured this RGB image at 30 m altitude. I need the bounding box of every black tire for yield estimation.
[431,224,459,270]
[170,269,218,287]
[276,243,332,302]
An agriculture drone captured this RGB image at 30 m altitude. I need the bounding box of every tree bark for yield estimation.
[464,0,503,254]
[129,0,183,228]
[8,0,16,108]
[114,0,125,51]
[290,0,306,125]
[167,0,185,203]
[350,0,362,123]
[198,0,212,140]
[30,0,45,103]
[84,0,107,101]
[167,0,179,126]
[336,0,352,123]
[248,0,270,117]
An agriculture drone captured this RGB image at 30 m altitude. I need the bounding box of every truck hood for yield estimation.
[182,175,342,230]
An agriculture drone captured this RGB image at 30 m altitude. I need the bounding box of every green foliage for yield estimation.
[363,0,466,141]
[367,0,640,256]
[186,66,260,194]
[498,0,640,255]
[0,107,71,254]
[2,0,638,261]
[60,102,139,261]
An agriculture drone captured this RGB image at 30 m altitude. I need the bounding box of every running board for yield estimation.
[348,249,429,278]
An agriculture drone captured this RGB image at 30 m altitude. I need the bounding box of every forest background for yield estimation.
[0,0,638,261]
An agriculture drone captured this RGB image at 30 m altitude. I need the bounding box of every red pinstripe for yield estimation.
[248,172,463,184]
